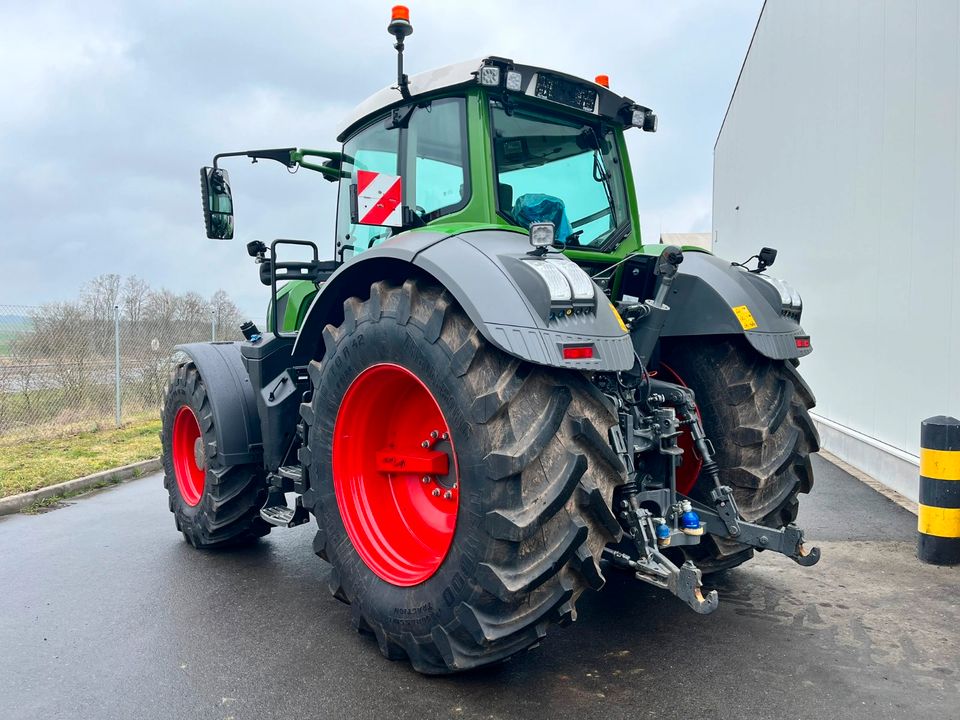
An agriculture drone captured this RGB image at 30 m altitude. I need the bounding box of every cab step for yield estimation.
[277,465,302,483]
[260,495,310,528]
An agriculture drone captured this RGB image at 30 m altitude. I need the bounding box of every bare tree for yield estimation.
[83,274,122,355]
[27,302,95,408]
[210,289,244,340]
[121,275,150,324]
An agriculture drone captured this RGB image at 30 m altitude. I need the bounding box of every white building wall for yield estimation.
[713,0,960,500]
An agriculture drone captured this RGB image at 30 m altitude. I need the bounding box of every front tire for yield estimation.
[161,361,271,548]
[301,278,625,674]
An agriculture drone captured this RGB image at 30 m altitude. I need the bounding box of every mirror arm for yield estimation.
[213,148,298,169]
[290,149,353,181]
[212,147,352,181]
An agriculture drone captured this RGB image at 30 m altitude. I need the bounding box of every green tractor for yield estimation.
[162,7,819,674]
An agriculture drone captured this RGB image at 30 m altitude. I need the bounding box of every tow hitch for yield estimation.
[604,263,820,614]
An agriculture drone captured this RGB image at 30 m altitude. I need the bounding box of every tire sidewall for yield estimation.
[311,315,498,636]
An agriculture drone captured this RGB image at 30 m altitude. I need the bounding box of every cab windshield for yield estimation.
[490,101,629,249]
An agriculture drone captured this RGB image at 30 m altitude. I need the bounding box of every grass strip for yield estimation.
[0,418,161,498]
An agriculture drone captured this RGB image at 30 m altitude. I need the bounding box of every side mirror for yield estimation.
[200,167,234,239]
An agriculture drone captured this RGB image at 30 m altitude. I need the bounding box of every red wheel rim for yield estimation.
[172,405,205,506]
[658,363,703,495]
[333,363,459,586]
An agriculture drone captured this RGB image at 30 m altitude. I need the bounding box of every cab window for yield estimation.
[336,98,468,259]
[408,98,468,218]
[490,102,628,248]
[336,119,399,256]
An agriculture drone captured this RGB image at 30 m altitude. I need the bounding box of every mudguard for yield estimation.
[292,228,635,371]
[174,342,262,467]
[654,252,811,360]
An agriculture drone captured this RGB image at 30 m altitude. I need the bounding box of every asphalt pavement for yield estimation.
[1,455,957,720]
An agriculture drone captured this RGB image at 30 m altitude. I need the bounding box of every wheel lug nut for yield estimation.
[421,440,430,448]
[444,490,453,500]
[421,476,431,484]
[430,430,439,439]
[441,432,449,440]
[432,488,441,497]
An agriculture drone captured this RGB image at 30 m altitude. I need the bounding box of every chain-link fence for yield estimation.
[0,299,244,437]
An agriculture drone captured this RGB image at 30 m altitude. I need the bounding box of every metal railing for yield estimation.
[0,302,242,437]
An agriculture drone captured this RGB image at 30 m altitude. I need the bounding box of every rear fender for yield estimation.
[292,228,635,371]
[174,342,262,467]
[623,251,811,360]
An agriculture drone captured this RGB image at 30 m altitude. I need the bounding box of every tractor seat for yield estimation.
[511,193,573,242]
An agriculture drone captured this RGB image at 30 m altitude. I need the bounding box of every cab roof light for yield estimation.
[505,70,523,91]
[479,64,501,86]
[627,106,658,133]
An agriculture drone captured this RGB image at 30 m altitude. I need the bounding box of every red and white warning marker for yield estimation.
[356,170,403,227]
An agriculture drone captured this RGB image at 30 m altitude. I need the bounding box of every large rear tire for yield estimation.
[659,337,819,572]
[161,361,271,548]
[300,278,625,674]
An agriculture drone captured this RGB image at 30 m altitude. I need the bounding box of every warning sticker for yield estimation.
[609,303,628,333]
[732,305,758,330]
[355,169,403,227]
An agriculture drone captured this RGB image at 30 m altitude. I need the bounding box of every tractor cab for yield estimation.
[331,55,658,262]
[199,7,662,335]
[200,17,658,260]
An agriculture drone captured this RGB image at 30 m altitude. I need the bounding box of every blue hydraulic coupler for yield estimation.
[680,500,704,536]
[655,521,671,547]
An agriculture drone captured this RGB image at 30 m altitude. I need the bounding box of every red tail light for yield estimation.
[795,337,811,349]
[562,345,594,360]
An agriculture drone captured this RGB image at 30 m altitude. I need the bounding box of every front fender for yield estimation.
[658,252,811,360]
[292,228,634,371]
[174,342,262,467]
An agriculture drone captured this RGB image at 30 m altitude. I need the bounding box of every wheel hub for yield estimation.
[333,363,460,586]
[193,437,205,470]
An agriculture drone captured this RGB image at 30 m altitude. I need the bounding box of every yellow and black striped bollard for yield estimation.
[918,415,960,565]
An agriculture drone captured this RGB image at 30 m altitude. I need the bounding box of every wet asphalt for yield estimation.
[1,454,957,720]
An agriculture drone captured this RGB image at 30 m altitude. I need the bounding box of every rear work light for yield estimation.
[562,345,594,360]
[795,336,811,349]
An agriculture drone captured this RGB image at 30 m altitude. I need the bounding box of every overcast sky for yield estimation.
[0,0,763,319]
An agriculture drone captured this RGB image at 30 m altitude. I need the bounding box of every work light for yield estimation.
[505,70,523,91]
[756,275,802,313]
[551,256,595,301]
[525,259,573,302]
[529,222,555,247]
[479,65,501,86]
